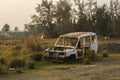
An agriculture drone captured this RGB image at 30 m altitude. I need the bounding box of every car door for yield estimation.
[90,36,98,53]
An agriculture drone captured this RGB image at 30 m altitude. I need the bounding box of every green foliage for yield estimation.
[20,47,29,53]
[24,0,120,38]
[15,67,23,73]
[85,49,96,61]
[26,61,35,69]
[54,0,72,35]
[83,58,91,65]
[12,45,22,51]
[7,58,26,68]
[96,5,109,36]
[14,27,19,32]
[4,49,20,58]
[0,66,7,74]
[30,52,43,62]
[2,24,10,32]
[102,50,109,58]
[0,57,5,65]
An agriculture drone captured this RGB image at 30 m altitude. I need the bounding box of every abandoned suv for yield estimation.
[44,32,98,63]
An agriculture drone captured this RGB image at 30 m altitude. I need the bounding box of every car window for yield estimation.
[91,36,97,43]
[85,36,90,47]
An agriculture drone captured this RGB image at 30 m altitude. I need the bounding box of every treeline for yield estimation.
[25,0,120,38]
[1,0,119,39]
[0,24,29,40]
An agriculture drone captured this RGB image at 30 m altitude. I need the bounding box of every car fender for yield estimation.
[64,49,77,57]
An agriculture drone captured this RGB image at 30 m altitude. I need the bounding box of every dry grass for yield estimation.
[98,39,120,45]
[0,39,120,80]
[40,38,57,49]
[0,53,120,80]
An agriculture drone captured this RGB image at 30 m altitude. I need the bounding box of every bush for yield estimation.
[7,58,26,68]
[0,57,5,65]
[12,45,22,51]
[15,67,23,73]
[85,49,96,61]
[30,52,43,62]
[102,50,109,58]
[83,58,91,65]
[0,66,3,74]
[4,48,20,58]
[27,61,35,69]
[20,48,30,54]
[24,37,42,52]
[0,64,7,74]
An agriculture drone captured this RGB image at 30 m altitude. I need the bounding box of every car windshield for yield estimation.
[55,37,78,48]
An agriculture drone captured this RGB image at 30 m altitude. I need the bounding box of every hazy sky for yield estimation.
[0,0,110,31]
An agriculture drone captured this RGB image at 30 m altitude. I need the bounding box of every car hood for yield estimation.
[45,46,75,52]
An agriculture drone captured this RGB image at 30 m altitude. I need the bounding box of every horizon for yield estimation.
[0,0,110,31]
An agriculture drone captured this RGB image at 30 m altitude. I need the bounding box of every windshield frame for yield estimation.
[55,36,79,48]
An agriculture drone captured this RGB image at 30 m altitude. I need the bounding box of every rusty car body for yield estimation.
[44,32,98,63]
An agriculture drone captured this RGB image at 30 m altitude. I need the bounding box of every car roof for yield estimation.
[60,32,96,38]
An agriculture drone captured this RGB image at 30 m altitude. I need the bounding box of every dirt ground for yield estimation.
[0,54,120,80]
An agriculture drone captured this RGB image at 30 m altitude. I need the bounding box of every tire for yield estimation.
[66,55,76,64]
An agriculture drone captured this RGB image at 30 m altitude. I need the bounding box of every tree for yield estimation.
[74,0,88,31]
[87,0,97,31]
[2,24,10,32]
[86,0,97,20]
[14,27,19,32]
[24,24,38,35]
[74,0,85,17]
[109,0,120,38]
[26,0,120,38]
[55,0,72,35]
[27,0,56,37]
[96,5,109,36]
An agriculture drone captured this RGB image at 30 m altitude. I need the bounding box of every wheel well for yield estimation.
[70,54,76,58]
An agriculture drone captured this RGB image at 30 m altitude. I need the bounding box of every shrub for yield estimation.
[24,37,42,52]
[0,57,5,65]
[20,48,30,54]
[85,49,96,61]
[30,52,43,62]
[4,48,20,58]
[0,66,3,74]
[0,64,7,74]
[102,50,109,58]
[10,50,19,56]
[7,58,26,68]
[15,67,23,73]
[12,45,22,51]
[83,58,91,65]
[27,61,35,69]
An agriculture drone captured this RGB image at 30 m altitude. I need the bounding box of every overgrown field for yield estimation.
[0,54,120,80]
[0,38,120,80]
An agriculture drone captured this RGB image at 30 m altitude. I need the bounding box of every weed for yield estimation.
[27,61,35,69]
[102,50,109,58]
[83,58,91,65]
[30,52,43,62]
[24,37,42,52]
[15,67,23,73]
[85,49,96,61]
[7,58,26,68]
[0,57,5,65]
